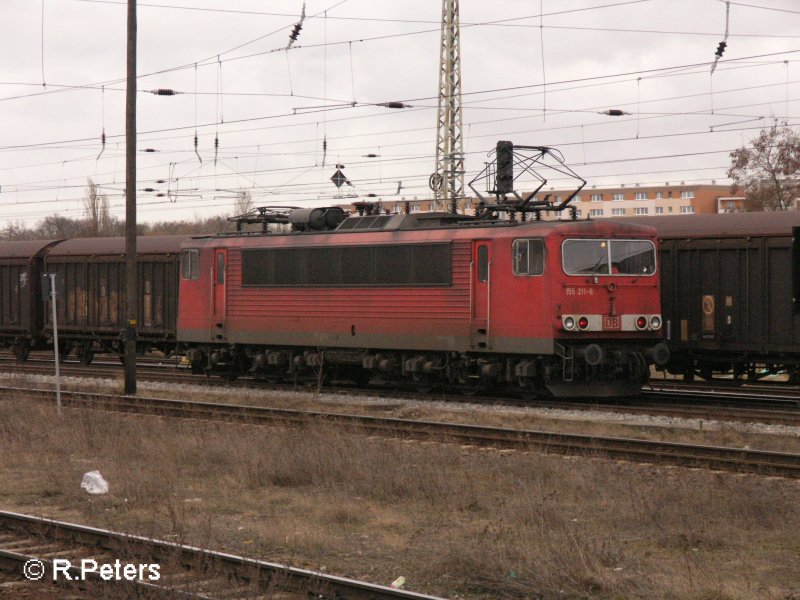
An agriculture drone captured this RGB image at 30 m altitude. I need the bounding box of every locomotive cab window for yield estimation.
[562,239,656,276]
[180,249,200,280]
[513,239,545,276]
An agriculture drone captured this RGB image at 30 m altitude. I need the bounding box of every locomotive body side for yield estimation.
[177,215,667,396]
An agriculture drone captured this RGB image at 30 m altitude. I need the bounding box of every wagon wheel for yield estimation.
[12,343,29,363]
[77,345,95,366]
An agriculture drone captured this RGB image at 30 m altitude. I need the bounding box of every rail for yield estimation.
[4,386,800,478]
[0,510,444,599]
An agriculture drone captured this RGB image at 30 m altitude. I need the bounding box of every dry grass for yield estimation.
[1,397,799,599]
[5,371,800,454]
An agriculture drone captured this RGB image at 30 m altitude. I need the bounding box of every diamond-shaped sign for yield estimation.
[330,169,347,188]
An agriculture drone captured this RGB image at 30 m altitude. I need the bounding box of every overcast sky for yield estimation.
[0,0,798,227]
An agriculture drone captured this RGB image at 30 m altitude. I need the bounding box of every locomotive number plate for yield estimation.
[565,287,594,296]
[603,316,621,331]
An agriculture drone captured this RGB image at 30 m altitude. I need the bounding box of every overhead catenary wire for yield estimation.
[6,3,800,225]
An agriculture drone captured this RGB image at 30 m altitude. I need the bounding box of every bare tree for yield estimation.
[83,178,111,234]
[233,190,254,216]
[727,121,800,211]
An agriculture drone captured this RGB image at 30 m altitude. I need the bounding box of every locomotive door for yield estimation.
[212,249,227,340]
[471,241,491,349]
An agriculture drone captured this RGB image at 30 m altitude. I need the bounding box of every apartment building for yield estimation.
[344,184,747,217]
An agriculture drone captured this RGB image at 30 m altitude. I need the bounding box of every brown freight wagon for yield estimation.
[42,236,187,363]
[0,240,61,361]
[614,212,800,382]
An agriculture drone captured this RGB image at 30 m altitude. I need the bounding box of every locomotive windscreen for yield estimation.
[241,243,452,287]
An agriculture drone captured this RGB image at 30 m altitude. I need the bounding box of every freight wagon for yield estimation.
[615,212,800,382]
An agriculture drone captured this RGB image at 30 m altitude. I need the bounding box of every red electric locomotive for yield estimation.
[177,144,669,397]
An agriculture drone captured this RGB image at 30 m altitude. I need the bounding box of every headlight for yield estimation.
[650,315,662,330]
[563,316,576,331]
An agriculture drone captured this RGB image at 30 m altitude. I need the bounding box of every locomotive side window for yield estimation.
[477,245,489,282]
[513,239,545,276]
[562,239,655,276]
[216,253,225,284]
[241,243,451,287]
[180,249,199,280]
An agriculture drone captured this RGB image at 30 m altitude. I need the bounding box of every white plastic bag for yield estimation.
[80,470,109,495]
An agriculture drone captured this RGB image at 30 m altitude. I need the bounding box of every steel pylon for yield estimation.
[431,0,464,212]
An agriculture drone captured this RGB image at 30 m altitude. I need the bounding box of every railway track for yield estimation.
[4,386,800,479]
[4,356,800,428]
[0,510,443,600]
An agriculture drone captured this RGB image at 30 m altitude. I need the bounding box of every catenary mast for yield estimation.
[431,0,464,213]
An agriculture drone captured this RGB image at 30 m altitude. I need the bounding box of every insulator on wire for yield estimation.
[194,132,202,164]
[148,88,177,96]
[96,129,106,161]
[141,187,156,192]
[715,41,727,58]
[286,1,306,49]
[600,109,630,116]
[142,148,159,153]
[378,101,410,109]
[214,135,219,165]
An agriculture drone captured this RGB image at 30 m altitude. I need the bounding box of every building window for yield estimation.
[655,207,664,214]
[590,194,603,202]
[513,239,546,276]
[635,192,647,200]
[589,208,604,217]
[680,206,695,214]
[655,192,663,199]
[554,195,562,203]
[680,191,695,199]
[612,193,624,201]
[573,195,582,202]
[611,208,625,216]
[668,206,673,213]
[634,207,649,215]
